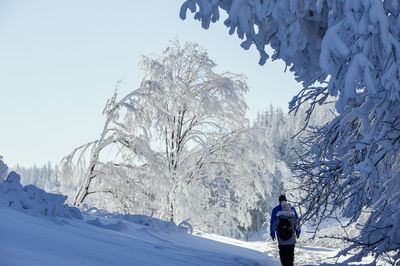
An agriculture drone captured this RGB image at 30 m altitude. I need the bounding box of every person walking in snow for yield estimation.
[270,195,300,266]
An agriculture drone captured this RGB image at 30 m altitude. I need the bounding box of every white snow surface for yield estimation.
[0,206,275,266]
[0,170,383,265]
[0,171,273,265]
[0,204,382,266]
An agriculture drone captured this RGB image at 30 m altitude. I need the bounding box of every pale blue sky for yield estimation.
[0,0,300,167]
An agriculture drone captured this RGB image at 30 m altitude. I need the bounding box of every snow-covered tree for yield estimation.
[254,104,334,167]
[0,156,8,182]
[180,127,289,238]
[129,41,250,222]
[181,0,400,263]
[57,80,165,211]
[12,162,56,191]
[59,41,249,218]
[57,41,290,238]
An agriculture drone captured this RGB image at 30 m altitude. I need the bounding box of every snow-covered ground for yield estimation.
[1,204,381,266]
[195,230,379,265]
[0,206,276,266]
[0,170,389,266]
[195,231,341,266]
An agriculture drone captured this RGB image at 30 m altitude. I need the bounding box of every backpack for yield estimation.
[277,217,294,241]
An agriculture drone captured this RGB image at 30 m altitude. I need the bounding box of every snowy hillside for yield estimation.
[0,171,274,265]
[0,200,383,266]
[0,206,276,266]
[0,170,386,266]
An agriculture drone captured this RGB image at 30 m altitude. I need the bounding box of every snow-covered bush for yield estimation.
[0,171,82,219]
[86,207,192,234]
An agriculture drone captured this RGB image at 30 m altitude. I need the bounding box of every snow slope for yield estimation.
[0,206,277,266]
[0,170,387,265]
[2,205,386,266]
[0,170,275,265]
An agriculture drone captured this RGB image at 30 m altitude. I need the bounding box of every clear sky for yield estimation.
[0,0,301,167]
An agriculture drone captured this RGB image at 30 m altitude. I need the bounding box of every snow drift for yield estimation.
[0,171,82,219]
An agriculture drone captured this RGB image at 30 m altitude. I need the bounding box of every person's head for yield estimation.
[281,201,291,211]
[279,195,287,202]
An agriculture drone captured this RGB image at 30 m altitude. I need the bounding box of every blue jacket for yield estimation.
[270,203,301,238]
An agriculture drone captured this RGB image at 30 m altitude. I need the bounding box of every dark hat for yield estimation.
[279,195,287,202]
